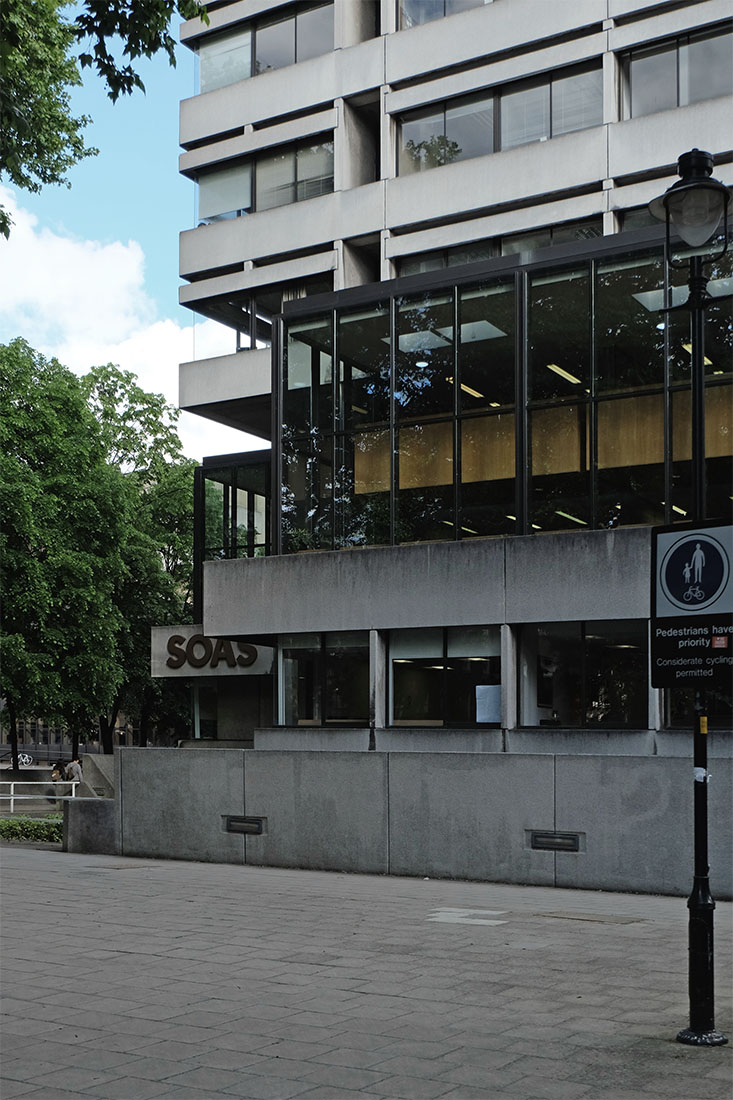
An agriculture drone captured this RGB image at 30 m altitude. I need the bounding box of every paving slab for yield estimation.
[1,846,731,1100]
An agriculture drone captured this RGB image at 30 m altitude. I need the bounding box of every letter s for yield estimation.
[166,635,187,669]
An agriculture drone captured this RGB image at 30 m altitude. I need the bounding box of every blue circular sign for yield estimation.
[660,534,729,612]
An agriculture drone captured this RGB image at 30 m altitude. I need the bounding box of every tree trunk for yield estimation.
[99,714,114,755]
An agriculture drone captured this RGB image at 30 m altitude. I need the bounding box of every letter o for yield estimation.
[186,634,213,668]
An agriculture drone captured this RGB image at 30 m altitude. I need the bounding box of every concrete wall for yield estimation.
[64,798,119,855]
[203,528,649,637]
[119,748,246,864]
[69,747,733,899]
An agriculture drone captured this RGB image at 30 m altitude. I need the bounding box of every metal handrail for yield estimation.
[0,782,79,813]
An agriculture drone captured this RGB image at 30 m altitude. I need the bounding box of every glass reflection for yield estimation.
[529,404,589,530]
[397,421,454,543]
[334,431,390,548]
[529,267,590,399]
[338,305,390,430]
[396,292,454,419]
[284,317,332,435]
[596,394,665,527]
[458,280,515,410]
[460,415,516,536]
[281,438,333,552]
[595,252,664,392]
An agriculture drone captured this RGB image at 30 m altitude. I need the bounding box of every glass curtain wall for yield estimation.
[279,240,732,551]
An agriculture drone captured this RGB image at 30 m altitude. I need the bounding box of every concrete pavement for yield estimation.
[1,846,731,1100]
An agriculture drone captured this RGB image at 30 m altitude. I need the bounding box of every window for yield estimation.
[256,3,334,74]
[255,140,334,212]
[199,26,252,92]
[280,632,369,725]
[197,162,252,224]
[399,0,491,30]
[280,241,731,551]
[398,65,602,173]
[519,621,648,727]
[391,627,501,725]
[196,4,333,93]
[623,25,733,118]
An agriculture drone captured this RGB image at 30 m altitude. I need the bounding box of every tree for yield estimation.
[81,364,195,751]
[0,340,126,766]
[404,135,462,172]
[0,0,206,237]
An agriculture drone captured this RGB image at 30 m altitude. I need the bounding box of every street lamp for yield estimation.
[649,149,730,1048]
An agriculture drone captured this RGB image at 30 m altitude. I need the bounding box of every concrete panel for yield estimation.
[386,0,606,85]
[64,799,119,855]
[180,186,383,278]
[505,527,650,623]
[180,109,338,175]
[388,752,556,884]
[554,756,733,899]
[505,729,655,756]
[608,101,733,182]
[243,751,389,872]
[386,33,606,116]
[180,38,384,146]
[119,748,246,864]
[386,129,607,230]
[203,539,506,636]
[609,0,733,49]
[254,729,371,751]
[375,730,502,753]
[179,348,272,410]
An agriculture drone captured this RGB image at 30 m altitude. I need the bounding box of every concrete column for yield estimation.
[380,85,395,182]
[370,629,387,730]
[501,623,517,730]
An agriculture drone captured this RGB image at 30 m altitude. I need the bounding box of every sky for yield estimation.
[0,28,265,462]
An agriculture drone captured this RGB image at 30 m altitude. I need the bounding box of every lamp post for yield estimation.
[649,149,730,1047]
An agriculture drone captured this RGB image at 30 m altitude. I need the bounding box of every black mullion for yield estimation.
[272,315,283,555]
[589,259,597,530]
[517,269,528,533]
[441,627,448,728]
[452,286,460,539]
[390,296,397,545]
[229,469,237,557]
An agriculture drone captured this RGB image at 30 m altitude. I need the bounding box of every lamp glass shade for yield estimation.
[666,184,727,247]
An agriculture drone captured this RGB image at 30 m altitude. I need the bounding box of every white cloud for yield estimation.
[0,187,267,461]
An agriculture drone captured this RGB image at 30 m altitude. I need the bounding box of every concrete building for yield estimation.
[135,0,733,890]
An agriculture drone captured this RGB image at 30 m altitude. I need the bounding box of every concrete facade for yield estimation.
[69,747,733,899]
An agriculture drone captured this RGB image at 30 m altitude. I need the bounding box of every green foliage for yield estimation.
[0,816,63,843]
[0,0,207,235]
[404,135,462,170]
[80,364,195,745]
[0,340,126,737]
[0,0,95,237]
[0,345,196,752]
[74,0,207,102]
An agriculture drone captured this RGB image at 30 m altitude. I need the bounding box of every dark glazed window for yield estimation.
[595,253,665,393]
[529,267,590,401]
[281,632,368,725]
[281,437,333,552]
[395,292,454,419]
[338,304,390,431]
[334,430,391,548]
[391,626,501,725]
[399,0,486,29]
[284,316,332,435]
[520,621,648,727]
[397,421,455,543]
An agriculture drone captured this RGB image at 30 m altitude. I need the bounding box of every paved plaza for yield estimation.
[1,846,731,1100]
